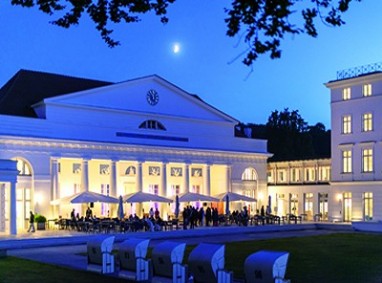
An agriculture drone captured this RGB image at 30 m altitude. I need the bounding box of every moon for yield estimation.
[172,43,180,54]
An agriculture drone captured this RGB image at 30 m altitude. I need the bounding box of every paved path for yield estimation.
[5,223,353,272]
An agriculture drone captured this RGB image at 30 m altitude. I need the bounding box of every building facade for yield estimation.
[326,69,382,222]
[0,71,270,235]
[267,159,331,221]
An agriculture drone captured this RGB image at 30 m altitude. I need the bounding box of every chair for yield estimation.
[151,241,188,283]
[118,238,151,281]
[244,250,290,283]
[188,243,233,283]
[87,236,115,274]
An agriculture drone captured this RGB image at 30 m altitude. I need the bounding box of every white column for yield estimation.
[10,181,17,235]
[81,159,89,192]
[0,184,5,232]
[110,160,117,197]
[203,164,211,195]
[136,162,143,192]
[226,165,232,193]
[161,162,167,196]
[51,157,59,216]
[183,163,190,193]
[51,158,59,201]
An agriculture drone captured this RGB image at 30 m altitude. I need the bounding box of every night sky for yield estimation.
[2,0,382,128]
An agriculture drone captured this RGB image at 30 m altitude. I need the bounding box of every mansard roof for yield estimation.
[0,69,112,117]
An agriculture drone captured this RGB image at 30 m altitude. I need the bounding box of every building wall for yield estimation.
[326,71,382,221]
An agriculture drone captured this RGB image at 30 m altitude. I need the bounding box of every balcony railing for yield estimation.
[337,62,382,80]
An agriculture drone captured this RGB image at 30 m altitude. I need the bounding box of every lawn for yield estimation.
[1,233,382,283]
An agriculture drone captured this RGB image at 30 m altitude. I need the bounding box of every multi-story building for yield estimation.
[0,70,270,235]
[325,65,382,222]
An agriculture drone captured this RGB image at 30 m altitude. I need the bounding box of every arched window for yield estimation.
[242,168,257,181]
[125,166,136,176]
[14,158,32,176]
[139,120,166,130]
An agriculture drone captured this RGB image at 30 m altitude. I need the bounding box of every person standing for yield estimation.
[27,211,35,233]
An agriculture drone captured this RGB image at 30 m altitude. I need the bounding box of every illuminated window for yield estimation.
[363,192,373,220]
[342,115,352,134]
[363,84,372,96]
[319,166,331,181]
[342,87,351,100]
[15,159,32,176]
[139,120,166,130]
[362,148,373,172]
[362,113,373,132]
[304,167,316,182]
[342,150,352,173]
[242,168,257,181]
[291,168,300,182]
[278,170,286,182]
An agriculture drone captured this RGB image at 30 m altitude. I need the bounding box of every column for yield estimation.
[110,160,117,197]
[136,162,143,192]
[51,157,59,216]
[0,184,5,232]
[161,162,167,196]
[203,164,211,195]
[81,158,89,192]
[10,181,17,235]
[226,165,232,193]
[183,163,190,193]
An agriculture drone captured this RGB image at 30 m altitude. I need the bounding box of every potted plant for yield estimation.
[35,214,47,230]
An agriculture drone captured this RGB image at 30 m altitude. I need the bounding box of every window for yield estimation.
[242,168,257,181]
[363,84,372,96]
[278,170,286,182]
[139,120,166,130]
[291,168,300,182]
[362,113,373,132]
[362,148,373,172]
[342,87,351,100]
[342,150,352,173]
[305,167,316,182]
[342,115,352,134]
[15,159,32,176]
[363,192,373,220]
[319,166,331,182]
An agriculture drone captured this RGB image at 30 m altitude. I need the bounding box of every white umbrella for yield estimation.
[213,192,257,202]
[123,191,173,203]
[51,191,119,205]
[176,192,219,203]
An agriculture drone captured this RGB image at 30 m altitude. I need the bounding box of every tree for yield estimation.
[235,110,331,161]
[11,0,360,66]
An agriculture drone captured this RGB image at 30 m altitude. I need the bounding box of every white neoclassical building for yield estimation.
[326,66,382,222]
[0,70,270,235]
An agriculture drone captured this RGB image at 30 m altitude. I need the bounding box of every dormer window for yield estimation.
[139,120,166,130]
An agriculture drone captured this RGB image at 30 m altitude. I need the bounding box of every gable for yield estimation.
[40,75,237,123]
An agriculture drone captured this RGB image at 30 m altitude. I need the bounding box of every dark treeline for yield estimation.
[235,108,331,161]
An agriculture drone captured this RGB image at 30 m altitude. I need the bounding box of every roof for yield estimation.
[0,70,112,117]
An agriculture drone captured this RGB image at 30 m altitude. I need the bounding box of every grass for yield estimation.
[1,233,382,283]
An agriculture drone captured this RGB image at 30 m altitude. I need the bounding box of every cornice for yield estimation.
[0,136,270,163]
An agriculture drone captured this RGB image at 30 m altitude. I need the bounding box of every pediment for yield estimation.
[40,75,237,123]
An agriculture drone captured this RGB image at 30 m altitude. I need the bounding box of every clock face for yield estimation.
[147,89,159,105]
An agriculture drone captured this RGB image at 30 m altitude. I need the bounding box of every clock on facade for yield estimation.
[146,89,159,105]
